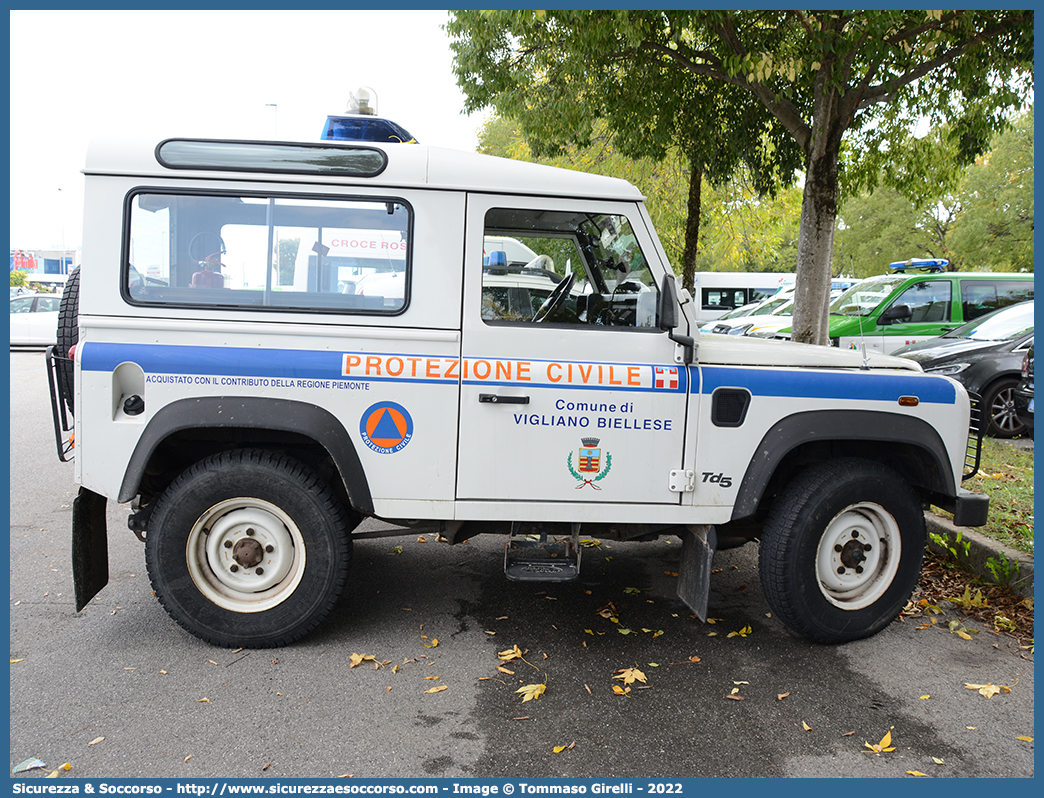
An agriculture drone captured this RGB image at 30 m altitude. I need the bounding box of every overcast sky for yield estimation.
[9,9,490,251]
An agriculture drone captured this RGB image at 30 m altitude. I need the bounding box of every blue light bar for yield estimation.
[321,116,417,144]
[888,258,949,273]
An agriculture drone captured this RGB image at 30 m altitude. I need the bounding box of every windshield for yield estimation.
[829,275,908,317]
[754,294,793,316]
[946,301,1034,341]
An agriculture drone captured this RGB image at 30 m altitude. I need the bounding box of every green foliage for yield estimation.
[696,177,803,273]
[948,110,1034,272]
[10,270,27,288]
[834,188,955,277]
[985,553,1020,587]
[478,116,800,276]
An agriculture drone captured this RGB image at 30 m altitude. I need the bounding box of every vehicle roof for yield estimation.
[83,134,645,202]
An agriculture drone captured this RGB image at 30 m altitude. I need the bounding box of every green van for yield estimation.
[777,272,1034,355]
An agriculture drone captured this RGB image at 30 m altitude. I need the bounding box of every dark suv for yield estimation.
[1014,344,1034,435]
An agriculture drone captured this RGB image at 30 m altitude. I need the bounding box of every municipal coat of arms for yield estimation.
[567,437,612,489]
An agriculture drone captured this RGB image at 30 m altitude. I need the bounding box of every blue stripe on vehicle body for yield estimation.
[696,365,957,405]
[79,342,452,385]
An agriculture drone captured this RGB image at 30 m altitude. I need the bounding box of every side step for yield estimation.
[504,522,581,582]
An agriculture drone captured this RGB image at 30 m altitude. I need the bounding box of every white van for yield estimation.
[693,272,795,323]
[48,126,988,649]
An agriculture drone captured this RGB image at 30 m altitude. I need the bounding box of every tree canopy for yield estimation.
[447,10,1033,344]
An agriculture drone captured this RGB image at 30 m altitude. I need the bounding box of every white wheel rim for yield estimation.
[186,498,306,613]
[816,503,901,611]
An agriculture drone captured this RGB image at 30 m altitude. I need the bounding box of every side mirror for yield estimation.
[659,274,695,364]
[878,304,912,325]
[658,274,679,330]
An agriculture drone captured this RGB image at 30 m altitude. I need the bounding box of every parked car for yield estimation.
[705,291,796,335]
[1014,344,1034,436]
[893,301,1034,438]
[776,271,1034,355]
[10,293,61,346]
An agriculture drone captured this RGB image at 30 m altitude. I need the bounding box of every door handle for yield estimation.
[479,393,530,404]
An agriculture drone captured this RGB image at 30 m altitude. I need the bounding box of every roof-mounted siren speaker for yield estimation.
[347,86,377,116]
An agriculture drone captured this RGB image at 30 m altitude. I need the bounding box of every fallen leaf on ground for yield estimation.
[802,721,812,732]
[864,731,896,754]
[906,771,929,777]
[1016,736,1033,742]
[498,645,524,662]
[965,683,1011,698]
[516,683,546,702]
[88,737,105,747]
[778,692,790,700]
[424,685,448,694]
[613,668,647,685]
[423,638,439,648]
[727,625,752,638]
[552,741,576,753]
[349,653,378,668]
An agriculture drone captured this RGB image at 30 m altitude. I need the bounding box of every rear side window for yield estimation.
[961,280,1034,321]
[125,192,410,314]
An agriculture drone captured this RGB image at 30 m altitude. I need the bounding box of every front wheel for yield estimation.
[145,450,353,648]
[758,458,925,644]
[983,377,1025,438]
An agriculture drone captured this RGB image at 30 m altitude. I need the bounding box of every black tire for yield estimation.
[56,268,80,417]
[758,458,925,644]
[145,449,353,648]
[982,377,1025,438]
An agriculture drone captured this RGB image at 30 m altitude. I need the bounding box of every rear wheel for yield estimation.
[145,449,353,648]
[758,458,925,644]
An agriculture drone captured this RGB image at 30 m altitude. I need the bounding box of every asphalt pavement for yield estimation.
[8,349,1035,780]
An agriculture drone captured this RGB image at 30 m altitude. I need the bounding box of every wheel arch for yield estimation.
[731,410,956,523]
[118,396,373,515]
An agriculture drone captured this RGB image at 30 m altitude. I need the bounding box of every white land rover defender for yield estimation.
[47,118,989,649]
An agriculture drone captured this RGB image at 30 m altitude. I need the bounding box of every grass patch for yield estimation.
[937,437,1034,555]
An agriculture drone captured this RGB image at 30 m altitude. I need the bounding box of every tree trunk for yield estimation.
[681,161,702,295]
[791,114,843,346]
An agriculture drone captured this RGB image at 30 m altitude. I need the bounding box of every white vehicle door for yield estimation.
[456,196,689,508]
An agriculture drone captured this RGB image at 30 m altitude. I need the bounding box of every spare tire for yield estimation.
[56,268,80,417]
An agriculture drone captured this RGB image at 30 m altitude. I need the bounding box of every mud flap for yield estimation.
[72,487,109,611]
[677,525,717,621]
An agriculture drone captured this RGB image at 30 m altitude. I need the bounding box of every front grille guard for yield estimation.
[963,391,984,481]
